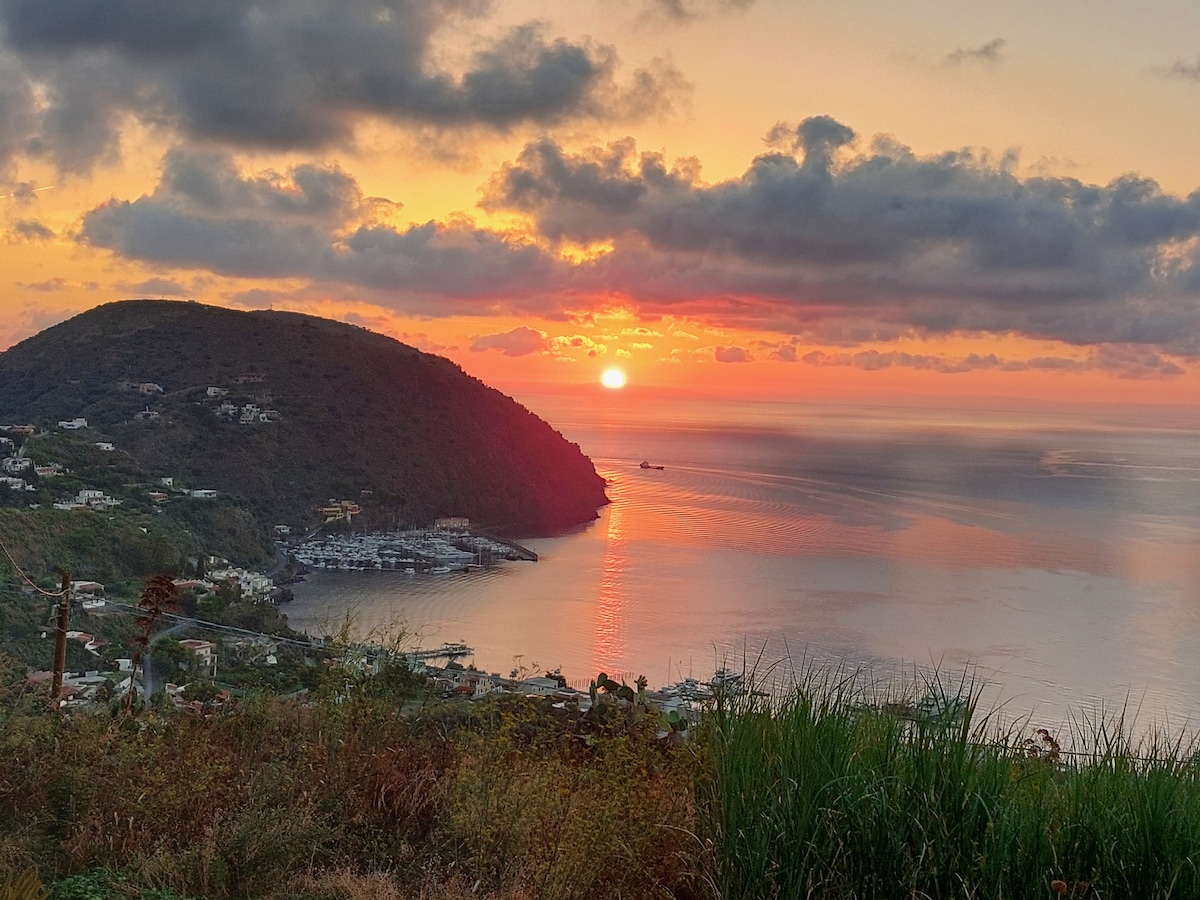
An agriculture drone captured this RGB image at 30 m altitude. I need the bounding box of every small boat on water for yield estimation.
[639,460,665,470]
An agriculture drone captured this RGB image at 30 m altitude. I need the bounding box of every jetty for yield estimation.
[476,531,538,562]
[408,642,473,661]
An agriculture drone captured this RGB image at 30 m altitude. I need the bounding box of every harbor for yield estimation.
[287,527,536,574]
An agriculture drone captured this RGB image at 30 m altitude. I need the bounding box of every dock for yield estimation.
[407,642,474,661]
[477,532,538,562]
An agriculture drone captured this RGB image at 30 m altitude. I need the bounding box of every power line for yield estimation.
[0,534,67,597]
[106,602,333,653]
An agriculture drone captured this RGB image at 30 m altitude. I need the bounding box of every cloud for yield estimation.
[1162,55,1200,81]
[801,345,1184,378]
[79,148,571,314]
[641,0,756,23]
[0,0,685,171]
[714,345,750,362]
[550,333,606,357]
[482,120,1200,358]
[942,38,1005,67]
[16,277,99,292]
[469,325,548,356]
[0,52,38,178]
[7,218,53,241]
[119,276,189,296]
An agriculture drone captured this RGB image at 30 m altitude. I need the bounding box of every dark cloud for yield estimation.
[79,148,570,312]
[8,218,53,240]
[0,53,37,177]
[943,38,1005,66]
[482,120,1200,357]
[0,0,684,170]
[469,325,548,356]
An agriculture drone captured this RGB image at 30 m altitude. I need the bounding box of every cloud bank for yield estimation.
[0,0,685,173]
[79,148,569,315]
[66,107,1200,375]
[483,118,1200,358]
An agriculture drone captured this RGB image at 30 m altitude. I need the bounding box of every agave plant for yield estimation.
[0,868,49,900]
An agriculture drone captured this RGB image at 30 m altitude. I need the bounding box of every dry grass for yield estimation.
[0,686,707,899]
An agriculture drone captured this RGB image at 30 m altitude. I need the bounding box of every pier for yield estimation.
[477,531,538,561]
[407,642,473,661]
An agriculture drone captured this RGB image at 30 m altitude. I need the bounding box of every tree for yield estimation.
[126,574,180,710]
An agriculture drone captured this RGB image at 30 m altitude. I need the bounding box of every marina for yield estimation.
[288,528,535,574]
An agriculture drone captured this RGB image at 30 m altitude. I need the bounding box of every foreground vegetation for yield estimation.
[2,658,1199,899]
[706,672,1200,899]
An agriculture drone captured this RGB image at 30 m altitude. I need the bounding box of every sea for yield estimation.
[283,391,1200,734]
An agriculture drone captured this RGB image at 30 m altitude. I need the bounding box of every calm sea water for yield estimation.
[284,393,1200,731]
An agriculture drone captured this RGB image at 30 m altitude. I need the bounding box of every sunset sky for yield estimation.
[2,0,1200,406]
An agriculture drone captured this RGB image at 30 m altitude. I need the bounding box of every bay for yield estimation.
[283,394,1200,731]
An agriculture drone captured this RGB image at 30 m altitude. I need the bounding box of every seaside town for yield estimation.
[27,558,738,726]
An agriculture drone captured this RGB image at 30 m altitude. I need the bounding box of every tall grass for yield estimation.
[701,665,1200,899]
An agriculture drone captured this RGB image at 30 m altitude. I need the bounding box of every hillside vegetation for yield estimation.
[0,300,608,536]
[3,664,1200,899]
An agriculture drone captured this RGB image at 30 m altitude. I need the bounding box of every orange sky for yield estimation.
[2,0,1200,410]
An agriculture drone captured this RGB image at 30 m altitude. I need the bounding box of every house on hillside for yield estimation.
[179,639,218,677]
[95,442,114,452]
[208,566,272,599]
[139,382,164,395]
[70,580,105,599]
[58,417,88,430]
[60,489,121,510]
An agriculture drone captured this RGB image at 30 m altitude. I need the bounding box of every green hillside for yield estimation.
[0,300,609,537]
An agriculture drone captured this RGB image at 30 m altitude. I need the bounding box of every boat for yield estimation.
[708,668,745,692]
[639,460,665,470]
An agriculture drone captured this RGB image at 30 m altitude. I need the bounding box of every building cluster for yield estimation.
[206,376,280,425]
[53,488,123,510]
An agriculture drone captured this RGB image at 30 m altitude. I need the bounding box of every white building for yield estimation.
[58,417,88,430]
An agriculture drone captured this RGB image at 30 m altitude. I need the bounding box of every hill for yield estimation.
[0,300,609,537]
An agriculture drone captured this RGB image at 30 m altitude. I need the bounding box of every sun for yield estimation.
[600,367,627,389]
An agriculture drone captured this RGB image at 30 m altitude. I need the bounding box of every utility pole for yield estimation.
[50,570,71,709]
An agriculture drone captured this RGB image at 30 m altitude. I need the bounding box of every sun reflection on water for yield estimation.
[592,473,630,676]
